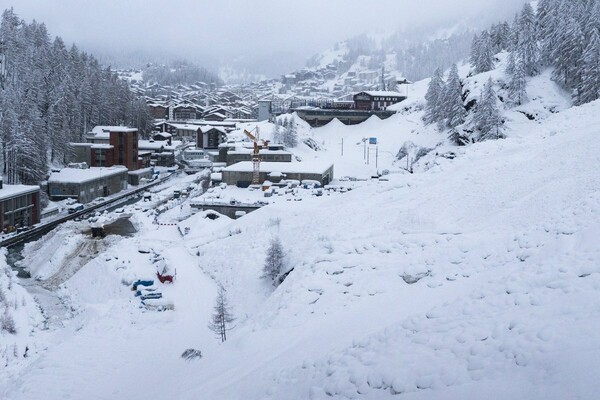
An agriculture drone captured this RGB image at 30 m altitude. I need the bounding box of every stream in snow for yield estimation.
[7,243,28,277]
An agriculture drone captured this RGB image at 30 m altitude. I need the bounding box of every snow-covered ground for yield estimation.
[2,60,600,399]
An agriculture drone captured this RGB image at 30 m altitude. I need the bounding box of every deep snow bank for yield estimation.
[177,99,600,399]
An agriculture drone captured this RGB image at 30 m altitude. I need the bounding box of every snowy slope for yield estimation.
[164,98,600,399]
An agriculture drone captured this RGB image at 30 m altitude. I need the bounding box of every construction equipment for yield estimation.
[244,127,262,185]
[244,128,257,142]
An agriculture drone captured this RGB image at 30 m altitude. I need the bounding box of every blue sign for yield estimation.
[369,137,377,145]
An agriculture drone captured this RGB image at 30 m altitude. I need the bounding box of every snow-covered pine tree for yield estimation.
[448,128,470,146]
[263,237,286,286]
[517,3,540,76]
[208,285,234,343]
[580,0,600,38]
[469,33,480,67]
[474,78,502,141]
[506,50,516,76]
[551,8,585,87]
[283,117,298,148]
[537,0,559,65]
[442,64,466,128]
[508,56,528,106]
[272,121,282,144]
[490,22,511,53]
[47,37,71,164]
[589,1,600,36]
[578,27,600,105]
[423,68,446,125]
[1,307,16,334]
[509,13,520,52]
[470,30,495,74]
[0,8,153,183]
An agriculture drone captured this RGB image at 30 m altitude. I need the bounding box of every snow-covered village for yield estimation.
[1,0,600,399]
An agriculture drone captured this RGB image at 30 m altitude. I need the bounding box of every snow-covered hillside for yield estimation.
[3,55,600,400]
[174,95,600,399]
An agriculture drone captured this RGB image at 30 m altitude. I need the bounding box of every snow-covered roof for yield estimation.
[0,183,40,200]
[90,126,137,135]
[168,123,201,131]
[181,120,237,128]
[128,167,154,176]
[206,112,226,118]
[138,140,181,151]
[358,91,405,97]
[89,131,109,139]
[228,149,291,155]
[200,125,227,134]
[91,144,114,149]
[109,127,138,133]
[48,166,127,184]
[223,161,333,174]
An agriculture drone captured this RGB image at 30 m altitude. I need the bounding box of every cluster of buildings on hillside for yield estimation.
[279,63,402,98]
[279,64,338,96]
[141,86,256,121]
[127,59,410,130]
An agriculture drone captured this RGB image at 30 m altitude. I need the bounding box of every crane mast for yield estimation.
[244,127,262,185]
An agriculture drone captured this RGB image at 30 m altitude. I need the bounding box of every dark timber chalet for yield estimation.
[353,91,407,111]
[288,90,407,127]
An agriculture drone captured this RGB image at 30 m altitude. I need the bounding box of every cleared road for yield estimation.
[1,173,174,248]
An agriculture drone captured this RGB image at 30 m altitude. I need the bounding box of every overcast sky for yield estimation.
[1,0,527,75]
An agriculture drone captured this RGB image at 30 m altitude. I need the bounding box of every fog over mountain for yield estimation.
[1,0,528,76]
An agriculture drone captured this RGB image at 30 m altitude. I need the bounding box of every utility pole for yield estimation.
[367,146,370,165]
[341,137,344,156]
[363,139,366,160]
[375,146,378,170]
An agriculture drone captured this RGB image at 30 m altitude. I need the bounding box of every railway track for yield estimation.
[0,173,174,248]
